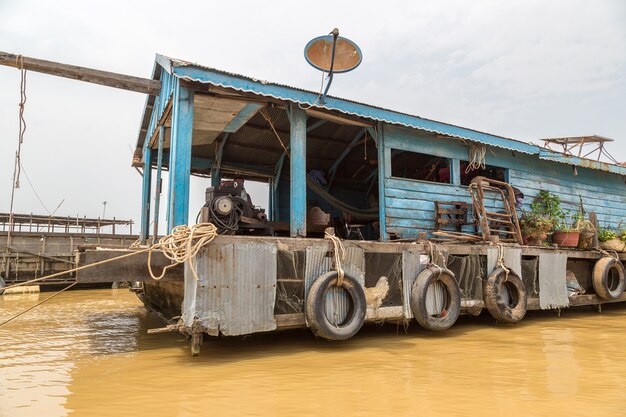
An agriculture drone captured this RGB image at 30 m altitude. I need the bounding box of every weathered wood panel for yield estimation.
[76,250,184,283]
[510,169,626,228]
[381,125,626,238]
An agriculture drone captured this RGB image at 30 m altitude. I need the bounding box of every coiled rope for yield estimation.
[0,224,219,327]
[147,223,218,281]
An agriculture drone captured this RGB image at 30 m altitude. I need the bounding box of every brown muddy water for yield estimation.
[2,289,626,417]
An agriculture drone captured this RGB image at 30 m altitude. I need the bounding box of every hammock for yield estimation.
[306,177,379,221]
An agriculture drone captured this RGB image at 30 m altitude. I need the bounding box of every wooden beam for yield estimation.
[167,79,194,230]
[0,51,161,96]
[289,104,307,237]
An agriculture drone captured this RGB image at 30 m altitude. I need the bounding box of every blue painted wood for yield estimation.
[377,122,387,241]
[152,124,165,241]
[510,168,626,196]
[289,104,307,237]
[210,133,230,187]
[170,63,544,158]
[210,167,220,188]
[140,146,152,244]
[152,56,626,178]
[167,79,194,231]
[380,125,626,236]
[143,68,175,150]
[385,124,626,184]
[224,103,264,133]
[451,158,461,185]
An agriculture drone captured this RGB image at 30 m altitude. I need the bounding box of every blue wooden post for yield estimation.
[451,158,461,185]
[289,104,307,237]
[152,124,165,241]
[167,79,194,231]
[210,167,220,188]
[377,122,387,241]
[140,146,152,243]
[268,178,274,221]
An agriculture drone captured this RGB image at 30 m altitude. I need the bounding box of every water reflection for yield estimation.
[2,290,626,416]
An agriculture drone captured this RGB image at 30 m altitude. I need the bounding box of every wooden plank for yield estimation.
[0,51,161,95]
[275,313,306,329]
[76,249,183,283]
[510,168,626,195]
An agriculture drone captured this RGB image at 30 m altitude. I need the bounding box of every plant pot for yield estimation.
[600,238,626,252]
[523,236,539,246]
[552,231,580,248]
[577,231,595,250]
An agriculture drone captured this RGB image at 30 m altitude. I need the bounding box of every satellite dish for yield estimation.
[304,34,362,73]
[303,28,362,104]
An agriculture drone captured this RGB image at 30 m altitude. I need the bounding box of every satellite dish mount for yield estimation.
[304,28,362,104]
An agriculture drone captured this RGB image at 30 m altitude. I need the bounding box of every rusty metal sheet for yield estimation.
[401,249,428,319]
[304,244,364,326]
[539,252,569,309]
[486,247,522,277]
[183,242,277,336]
[304,244,364,296]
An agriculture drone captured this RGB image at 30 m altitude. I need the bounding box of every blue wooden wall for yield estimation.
[382,125,626,239]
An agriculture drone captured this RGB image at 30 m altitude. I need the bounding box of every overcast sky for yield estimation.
[1,0,625,233]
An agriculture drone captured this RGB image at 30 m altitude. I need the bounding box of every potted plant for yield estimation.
[552,210,581,248]
[598,228,626,252]
[519,212,554,245]
[574,196,595,250]
[519,190,560,246]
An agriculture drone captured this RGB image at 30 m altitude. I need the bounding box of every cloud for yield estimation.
[0,0,624,227]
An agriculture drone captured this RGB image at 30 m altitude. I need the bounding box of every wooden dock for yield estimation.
[0,213,136,287]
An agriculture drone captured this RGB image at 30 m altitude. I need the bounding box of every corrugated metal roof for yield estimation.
[168,56,539,155]
[139,54,626,177]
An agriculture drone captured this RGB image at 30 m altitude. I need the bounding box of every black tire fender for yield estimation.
[410,266,461,331]
[592,257,625,300]
[305,271,366,341]
[484,268,527,324]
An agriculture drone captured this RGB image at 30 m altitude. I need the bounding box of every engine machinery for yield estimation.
[202,178,267,234]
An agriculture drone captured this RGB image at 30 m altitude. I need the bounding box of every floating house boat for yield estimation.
[59,54,626,356]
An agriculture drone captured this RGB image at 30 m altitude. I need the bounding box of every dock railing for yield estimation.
[0,213,134,236]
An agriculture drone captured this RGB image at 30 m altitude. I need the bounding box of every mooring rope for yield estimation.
[496,243,511,280]
[6,55,28,248]
[0,223,219,327]
[0,282,77,327]
[593,247,620,262]
[325,229,346,286]
[1,223,218,291]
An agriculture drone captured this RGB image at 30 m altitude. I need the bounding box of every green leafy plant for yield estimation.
[530,190,563,222]
[555,209,585,232]
[598,229,617,242]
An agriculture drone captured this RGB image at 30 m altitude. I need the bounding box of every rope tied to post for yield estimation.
[496,243,511,280]
[325,228,346,287]
[427,240,444,280]
[594,247,620,262]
